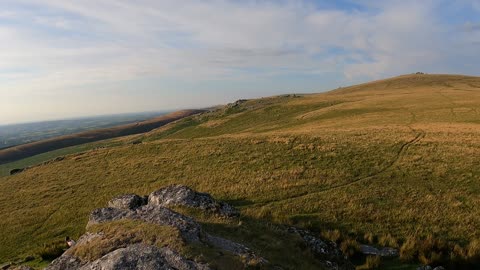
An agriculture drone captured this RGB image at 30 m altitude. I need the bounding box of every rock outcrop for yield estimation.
[46,185,353,270]
[47,186,261,270]
[148,185,239,217]
[83,244,209,270]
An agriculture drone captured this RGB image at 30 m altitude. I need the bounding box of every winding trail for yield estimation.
[253,126,426,207]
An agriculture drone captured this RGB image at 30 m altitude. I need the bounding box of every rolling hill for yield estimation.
[0,74,479,269]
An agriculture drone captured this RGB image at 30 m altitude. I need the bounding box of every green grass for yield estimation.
[0,74,479,268]
[0,138,128,177]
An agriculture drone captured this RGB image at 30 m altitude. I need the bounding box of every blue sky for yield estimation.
[0,0,479,125]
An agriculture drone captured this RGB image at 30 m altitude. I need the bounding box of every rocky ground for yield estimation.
[43,185,354,270]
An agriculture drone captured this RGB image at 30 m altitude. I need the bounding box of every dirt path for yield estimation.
[253,126,426,207]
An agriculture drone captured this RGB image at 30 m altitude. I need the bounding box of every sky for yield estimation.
[0,0,479,125]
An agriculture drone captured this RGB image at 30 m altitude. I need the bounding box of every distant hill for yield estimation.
[0,112,168,149]
[1,74,479,269]
[0,110,203,165]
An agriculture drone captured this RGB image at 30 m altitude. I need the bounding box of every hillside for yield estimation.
[0,111,168,149]
[0,74,479,269]
[0,110,203,165]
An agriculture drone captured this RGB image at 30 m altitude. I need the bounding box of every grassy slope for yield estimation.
[0,110,202,164]
[0,139,126,177]
[0,74,479,266]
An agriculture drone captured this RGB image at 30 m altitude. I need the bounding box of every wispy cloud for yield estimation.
[0,0,479,124]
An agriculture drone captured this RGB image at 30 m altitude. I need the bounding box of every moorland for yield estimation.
[0,74,479,269]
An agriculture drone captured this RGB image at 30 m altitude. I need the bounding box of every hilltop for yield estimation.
[0,74,479,269]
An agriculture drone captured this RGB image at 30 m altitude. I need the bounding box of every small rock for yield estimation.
[108,194,146,210]
[9,168,24,175]
[360,244,398,257]
[433,267,445,270]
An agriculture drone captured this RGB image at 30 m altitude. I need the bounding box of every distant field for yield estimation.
[0,110,203,165]
[1,74,479,268]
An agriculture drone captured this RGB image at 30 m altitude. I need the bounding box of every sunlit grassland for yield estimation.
[0,139,125,177]
[0,74,479,267]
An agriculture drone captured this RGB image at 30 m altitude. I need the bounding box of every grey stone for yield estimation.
[10,266,34,270]
[205,234,267,266]
[148,185,239,217]
[108,194,146,210]
[46,254,84,270]
[359,244,399,257]
[80,244,209,270]
[133,205,202,242]
[88,205,202,243]
[87,207,131,226]
[48,244,209,270]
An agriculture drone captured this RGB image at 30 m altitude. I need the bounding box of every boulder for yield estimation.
[81,244,209,270]
[89,205,202,243]
[47,244,209,270]
[108,194,146,210]
[133,205,202,242]
[148,185,239,217]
